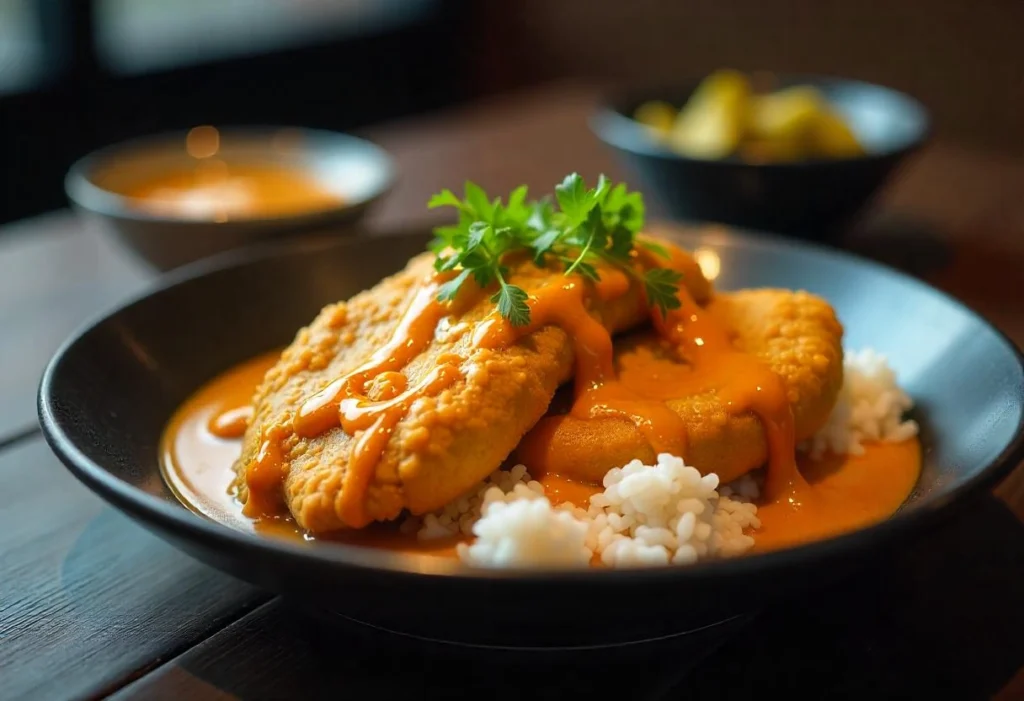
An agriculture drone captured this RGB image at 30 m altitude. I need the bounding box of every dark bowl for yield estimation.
[38,226,1023,649]
[591,75,930,237]
[65,126,395,271]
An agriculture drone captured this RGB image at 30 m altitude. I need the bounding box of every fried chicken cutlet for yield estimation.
[515,289,844,484]
[234,249,713,532]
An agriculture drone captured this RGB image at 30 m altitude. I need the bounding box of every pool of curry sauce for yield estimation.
[160,244,921,556]
[126,162,343,220]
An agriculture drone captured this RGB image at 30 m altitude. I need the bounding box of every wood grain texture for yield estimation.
[0,437,268,701]
[362,81,623,234]
[0,214,154,441]
[111,496,1024,700]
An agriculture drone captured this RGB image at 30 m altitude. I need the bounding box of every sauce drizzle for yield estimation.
[242,276,468,527]
[474,243,805,502]
[650,274,806,501]
[294,281,450,438]
[476,275,690,459]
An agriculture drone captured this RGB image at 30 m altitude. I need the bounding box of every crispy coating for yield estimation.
[514,289,844,484]
[235,251,713,532]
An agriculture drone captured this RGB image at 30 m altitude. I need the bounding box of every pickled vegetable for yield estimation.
[634,70,865,162]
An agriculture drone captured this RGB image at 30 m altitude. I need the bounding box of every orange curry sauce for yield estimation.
[161,352,462,556]
[160,241,921,556]
[126,163,343,220]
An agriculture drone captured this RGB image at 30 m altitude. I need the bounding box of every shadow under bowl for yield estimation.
[591,74,931,238]
[65,126,395,271]
[38,227,1024,648]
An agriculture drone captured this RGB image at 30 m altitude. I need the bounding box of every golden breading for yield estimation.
[234,251,713,532]
[515,289,844,484]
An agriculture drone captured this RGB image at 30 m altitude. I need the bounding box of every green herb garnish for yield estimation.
[427,173,681,326]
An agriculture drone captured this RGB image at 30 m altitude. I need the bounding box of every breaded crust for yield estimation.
[514,289,844,484]
[235,251,714,532]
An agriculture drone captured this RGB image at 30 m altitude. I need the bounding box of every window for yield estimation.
[95,0,434,74]
[0,0,45,94]
[0,0,459,225]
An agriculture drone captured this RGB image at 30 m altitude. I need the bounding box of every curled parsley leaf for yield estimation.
[427,182,533,326]
[426,174,682,326]
[643,267,684,317]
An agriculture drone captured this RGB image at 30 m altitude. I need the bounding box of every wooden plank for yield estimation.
[0,213,154,440]
[0,437,269,701]
[117,495,1024,700]
[362,81,626,233]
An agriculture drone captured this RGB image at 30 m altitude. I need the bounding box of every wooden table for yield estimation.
[3,81,1024,700]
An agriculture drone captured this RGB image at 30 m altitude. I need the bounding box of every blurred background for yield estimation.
[1,0,1022,226]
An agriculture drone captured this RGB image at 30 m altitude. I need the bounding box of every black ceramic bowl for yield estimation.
[65,126,395,271]
[39,227,1023,649]
[591,75,930,236]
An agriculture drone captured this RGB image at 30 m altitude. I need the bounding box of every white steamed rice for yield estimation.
[401,346,916,569]
[405,456,760,569]
[802,347,919,459]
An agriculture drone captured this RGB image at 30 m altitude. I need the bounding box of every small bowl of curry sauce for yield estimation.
[65,126,395,270]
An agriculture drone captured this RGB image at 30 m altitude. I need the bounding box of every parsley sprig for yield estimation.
[427,174,682,326]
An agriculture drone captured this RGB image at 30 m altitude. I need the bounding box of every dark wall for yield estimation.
[473,0,1024,157]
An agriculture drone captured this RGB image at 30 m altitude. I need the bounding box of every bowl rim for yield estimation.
[590,71,933,168]
[37,226,1024,585]
[63,125,397,227]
